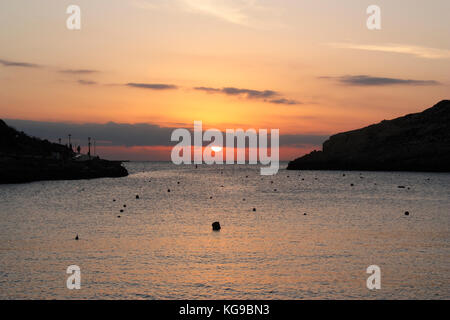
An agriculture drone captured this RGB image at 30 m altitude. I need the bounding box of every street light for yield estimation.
[88,137,91,157]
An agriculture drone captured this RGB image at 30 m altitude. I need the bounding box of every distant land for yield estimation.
[287,100,450,172]
[0,119,128,184]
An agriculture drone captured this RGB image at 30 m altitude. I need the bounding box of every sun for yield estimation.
[211,146,222,152]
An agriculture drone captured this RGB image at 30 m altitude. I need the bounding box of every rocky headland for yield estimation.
[0,119,128,184]
[287,100,450,172]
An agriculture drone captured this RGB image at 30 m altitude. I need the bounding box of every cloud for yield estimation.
[0,58,40,68]
[4,119,328,148]
[194,86,221,93]
[181,0,252,26]
[77,79,97,85]
[60,69,99,74]
[327,42,450,60]
[222,87,277,98]
[195,86,277,99]
[195,86,301,105]
[132,0,285,29]
[4,119,176,147]
[322,75,440,86]
[127,83,178,90]
[279,134,328,147]
[269,98,301,105]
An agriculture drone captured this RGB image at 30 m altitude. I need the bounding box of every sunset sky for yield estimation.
[1,0,449,160]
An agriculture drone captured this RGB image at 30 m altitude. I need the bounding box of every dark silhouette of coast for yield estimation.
[287,100,450,172]
[0,120,128,184]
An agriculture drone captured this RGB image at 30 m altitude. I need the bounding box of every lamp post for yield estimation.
[88,137,91,157]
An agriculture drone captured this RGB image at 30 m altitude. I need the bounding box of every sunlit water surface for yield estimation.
[0,162,449,299]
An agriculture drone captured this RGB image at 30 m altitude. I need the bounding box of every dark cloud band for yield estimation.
[77,79,97,85]
[127,83,178,90]
[4,119,327,148]
[324,75,440,86]
[0,59,40,68]
[60,69,99,74]
[194,86,300,105]
[195,86,277,98]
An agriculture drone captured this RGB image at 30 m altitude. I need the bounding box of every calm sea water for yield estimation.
[0,162,449,299]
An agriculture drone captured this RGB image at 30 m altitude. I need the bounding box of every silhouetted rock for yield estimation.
[212,221,221,231]
[287,100,450,172]
[0,119,128,183]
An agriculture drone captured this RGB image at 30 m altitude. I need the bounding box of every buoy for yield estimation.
[117,215,121,218]
[304,213,307,216]
[210,196,213,199]
[168,189,171,192]
[212,221,221,231]
[75,234,79,240]
[274,189,277,192]
[123,204,126,208]
[405,211,410,216]
[113,199,116,202]
[136,195,139,199]
[177,182,180,184]
[120,209,124,213]
[350,183,354,186]
[252,208,256,212]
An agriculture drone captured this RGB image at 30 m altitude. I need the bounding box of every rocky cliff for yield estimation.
[0,119,128,184]
[287,100,450,172]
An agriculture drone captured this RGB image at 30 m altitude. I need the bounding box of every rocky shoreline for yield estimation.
[0,119,128,184]
[287,100,450,172]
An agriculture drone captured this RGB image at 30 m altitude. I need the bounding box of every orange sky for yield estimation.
[0,0,449,160]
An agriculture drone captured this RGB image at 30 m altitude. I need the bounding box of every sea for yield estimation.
[0,162,449,299]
